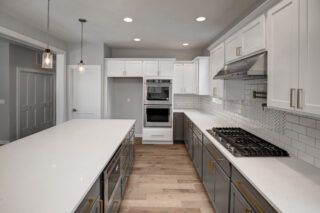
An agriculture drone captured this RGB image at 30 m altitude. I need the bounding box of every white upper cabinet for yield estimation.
[267,0,320,116]
[183,63,195,94]
[143,61,159,76]
[173,64,184,94]
[194,57,210,95]
[158,60,174,77]
[107,60,125,77]
[225,15,266,63]
[125,61,142,76]
[267,0,299,110]
[298,0,320,115]
[210,43,225,98]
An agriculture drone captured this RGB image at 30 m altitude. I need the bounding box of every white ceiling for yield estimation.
[0,0,265,49]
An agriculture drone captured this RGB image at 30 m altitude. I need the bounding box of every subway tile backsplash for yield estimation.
[173,94,201,109]
[174,79,320,169]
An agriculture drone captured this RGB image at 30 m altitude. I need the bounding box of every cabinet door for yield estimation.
[107,60,125,77]
[159,60,174,77]
[214,164,230,213]
[210,44,225,98]
[242,15,266,55]
[183,63,195,94]
[230,184,254,213]
[194,60,199,94]
[225,33,242,63]
[143,61,159,77]
[125,61,142,76]
[203,147,215,205]
[299,0,320,115]
[173,64,184,94]
[198,58,210,96]
[267,0,299,110]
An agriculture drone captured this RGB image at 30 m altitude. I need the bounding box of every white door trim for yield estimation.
[67,65,102,120]
[16,67,56,139]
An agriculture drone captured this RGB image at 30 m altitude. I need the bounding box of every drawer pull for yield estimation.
[290,88,296,108]
[297,88,303,109]
[245,208,252,213]
[205,144,223,161]
[84,199,94,213]
[113,200,120,213]
[152,134,164,137]
[98,200,103,213]
[237,181,263,213]
[209,158,214,174]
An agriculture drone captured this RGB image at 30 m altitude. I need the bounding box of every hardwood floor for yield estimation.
[119,144,215,213]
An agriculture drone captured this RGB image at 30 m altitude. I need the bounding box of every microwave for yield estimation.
[144,79,172,105]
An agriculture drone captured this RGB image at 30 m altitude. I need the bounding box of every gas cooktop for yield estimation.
[207,127,289,157]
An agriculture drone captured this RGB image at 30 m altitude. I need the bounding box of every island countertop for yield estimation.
[0,119,135,213]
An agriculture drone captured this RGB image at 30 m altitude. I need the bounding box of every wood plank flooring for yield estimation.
[119,144,215,213]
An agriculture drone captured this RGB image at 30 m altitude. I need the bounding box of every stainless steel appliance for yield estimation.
[144,105,172,127]
[144,79,172,105]
[104,146,122,212]
[207,127,289,157]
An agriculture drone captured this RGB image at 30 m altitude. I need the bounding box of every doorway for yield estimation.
[16,67,55,139]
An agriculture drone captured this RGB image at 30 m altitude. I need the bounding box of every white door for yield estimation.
[242,15,266,55]
[267,0,299,110]
[173,64,184,94]
[159,60,174,77]
[299,0,320,114]
[125,61,142,76]
[143,61,158,77]
[183,63,195,94]
[107,60,125,77]
[211,43,225,98]
[18,69,55,138]
[70,65,101,119]
[225,33,242,63]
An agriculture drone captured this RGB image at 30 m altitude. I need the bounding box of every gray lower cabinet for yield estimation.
[214,161,230,213]
[202,145,214,204]
[184,115,193,158]
[173,112,184,143]
[192,125,203,179]
[230,183,254,213]
[75,177,101,213]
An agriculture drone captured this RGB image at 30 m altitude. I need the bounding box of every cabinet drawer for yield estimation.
[193,124,202,139]
[232,167,277,213]
[75,177,101,213]
[203,135,231,177]
[143,128,173,141]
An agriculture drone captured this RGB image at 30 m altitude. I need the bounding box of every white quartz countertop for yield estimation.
[174,109,320,213]
[0,119,135,213]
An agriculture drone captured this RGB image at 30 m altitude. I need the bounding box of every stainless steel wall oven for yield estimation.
[144,105,172,127]
[144,79,172,105]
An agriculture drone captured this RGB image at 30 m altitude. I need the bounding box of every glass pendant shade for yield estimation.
[42,48,53,69]
[78,60,85,72]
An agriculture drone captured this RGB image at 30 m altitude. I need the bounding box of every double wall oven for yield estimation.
[144,79,172,128]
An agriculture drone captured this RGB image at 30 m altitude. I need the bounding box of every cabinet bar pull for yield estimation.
[245,208,252,213]
[98,200,103,213]
[113,201,120,213]
[84,199,94,213]
[297,88,303,109]
[237,181,263,213]
[290,88,296,108]
[209,158,214,174]
[205,144,223,161]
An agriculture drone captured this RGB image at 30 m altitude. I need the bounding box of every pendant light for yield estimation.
[42,0,53,69]
[78,18,87,72]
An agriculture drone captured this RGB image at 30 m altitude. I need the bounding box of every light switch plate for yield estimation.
[0,99,5,105]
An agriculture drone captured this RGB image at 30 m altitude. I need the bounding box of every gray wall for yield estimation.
[109,78,143,135]
[110,48,203,60]
[0,38,10,142]
[67,42,104,65]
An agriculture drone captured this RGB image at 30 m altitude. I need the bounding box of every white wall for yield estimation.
[111,48,203,60]
[67,42,104,65]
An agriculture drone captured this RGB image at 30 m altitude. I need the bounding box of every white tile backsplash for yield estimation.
[173,94,200,109]
[196,79,320,169]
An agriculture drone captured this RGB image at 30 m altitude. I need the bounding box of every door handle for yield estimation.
[290,88,296,108]
[72,108,78,112]
[297,88,303,109]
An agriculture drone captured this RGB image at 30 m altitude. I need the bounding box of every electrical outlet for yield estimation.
[0,99,5,105]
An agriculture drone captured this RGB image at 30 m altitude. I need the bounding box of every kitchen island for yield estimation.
[0,119,135,213]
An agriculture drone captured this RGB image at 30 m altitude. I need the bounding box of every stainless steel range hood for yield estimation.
[213,51,267,80]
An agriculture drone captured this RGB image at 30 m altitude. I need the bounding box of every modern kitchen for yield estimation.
[0,0,320,213]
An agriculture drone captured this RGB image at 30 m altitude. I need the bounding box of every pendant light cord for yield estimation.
[46,0,50,49]
[81,21,83,60]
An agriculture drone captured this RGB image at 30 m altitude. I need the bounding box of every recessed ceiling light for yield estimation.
[196,16,206,22]
[123,17,133,23]
[182,43,189,46]
[133,38,141,42]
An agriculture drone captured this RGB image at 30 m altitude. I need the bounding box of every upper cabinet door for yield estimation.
[183,63,195,94]
[125,61,143,76]
[210,43,225,98]
[143,61,159,77]
[107,60,125,77]
[173,64,184,94]
[242,15,266,56]
[159,60,174,77]
[299,0,320,115]
[197,58,210,96]
[267,0,299,110]
[225,33,242,63]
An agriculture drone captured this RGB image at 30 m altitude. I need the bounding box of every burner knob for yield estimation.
[230,146,235,153]
[226,143,231,149]
[218,136,222,142]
